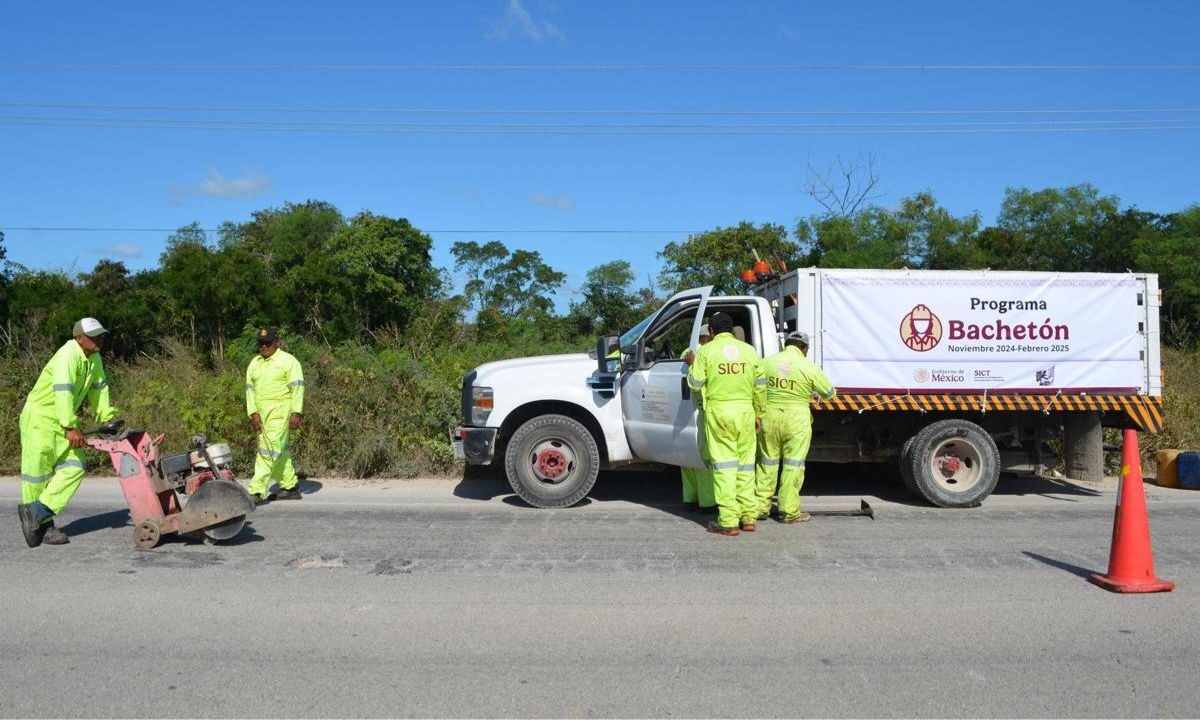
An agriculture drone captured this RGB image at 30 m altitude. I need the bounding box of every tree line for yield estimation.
[1,183,1197,360]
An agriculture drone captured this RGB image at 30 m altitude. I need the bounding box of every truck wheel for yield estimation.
[899,433,919,495]
[907,419,1000,508]
[504,414,600,508]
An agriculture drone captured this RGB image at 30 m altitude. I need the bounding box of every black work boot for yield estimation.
[42,523,70,545]
[274,486,302,500]
[253,493,276,507]
[18,504,44,548]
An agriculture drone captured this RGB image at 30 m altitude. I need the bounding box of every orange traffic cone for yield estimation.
[1089,429,1175,593]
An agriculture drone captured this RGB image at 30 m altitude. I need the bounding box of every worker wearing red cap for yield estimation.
[245,327,305,504]
[17,317,119,548]
[686,312,765,536]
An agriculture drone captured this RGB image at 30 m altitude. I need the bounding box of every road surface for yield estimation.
[2,469,1198,718]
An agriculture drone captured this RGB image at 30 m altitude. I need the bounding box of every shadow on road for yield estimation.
[1022,551,1097,579]
[451,462,1103,517]
[61,509,131,536]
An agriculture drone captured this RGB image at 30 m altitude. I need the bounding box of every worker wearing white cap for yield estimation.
[755,330,836,523]
[17,318,119,547]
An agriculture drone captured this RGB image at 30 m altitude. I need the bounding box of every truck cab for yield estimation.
[453,287,775,507]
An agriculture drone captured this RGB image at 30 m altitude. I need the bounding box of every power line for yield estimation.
[1,227,704,234]
[4,101,1200,117]
[3,116,1199,135]
[1,63,1198,72]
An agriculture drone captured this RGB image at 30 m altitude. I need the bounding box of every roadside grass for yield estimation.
[3,342,1197,479]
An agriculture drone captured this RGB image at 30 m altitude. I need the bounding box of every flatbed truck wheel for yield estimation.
[907,419,1000,508]
[504,414,600,508]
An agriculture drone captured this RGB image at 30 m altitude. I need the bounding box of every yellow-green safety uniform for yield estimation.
[19,340,118,516]
[755,345,836,520]
[681,404,715,508]
[245,349,305,497]
[687,332,765,529]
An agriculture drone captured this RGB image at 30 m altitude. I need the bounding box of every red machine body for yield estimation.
[87,423,255,549]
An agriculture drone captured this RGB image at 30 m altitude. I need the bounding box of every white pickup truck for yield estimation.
[453,268,1164,509]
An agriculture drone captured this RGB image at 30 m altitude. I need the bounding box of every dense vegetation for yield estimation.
[1,184,1197,477]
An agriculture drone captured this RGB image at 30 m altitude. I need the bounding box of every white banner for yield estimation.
[819,272,1145,393]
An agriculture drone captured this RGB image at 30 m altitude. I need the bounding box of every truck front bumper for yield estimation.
[451,426,499,465]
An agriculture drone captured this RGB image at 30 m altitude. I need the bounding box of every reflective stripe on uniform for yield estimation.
[783,458,806,467]
[20,473,51,483]
[759,458,780,466]
[755,378,767,385]
[258,447,283,459]
[738,464,756,473]
[246,384,255,391]
[91,379,108,390]
[710,460,739,470]
[54,459,85,472]
[287,380,304,388]
[52,384,73,392]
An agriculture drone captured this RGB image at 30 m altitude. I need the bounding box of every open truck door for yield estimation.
[618,286,712,467]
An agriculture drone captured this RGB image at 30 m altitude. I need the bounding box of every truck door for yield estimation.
[619,287,712,467]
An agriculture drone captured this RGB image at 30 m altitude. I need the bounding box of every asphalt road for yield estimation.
[2,469,1198,718]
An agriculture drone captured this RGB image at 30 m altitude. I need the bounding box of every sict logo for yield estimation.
[718,362,748,375]
[899,304,943,352]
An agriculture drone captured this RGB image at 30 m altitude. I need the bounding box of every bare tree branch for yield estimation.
[803,152,885,217]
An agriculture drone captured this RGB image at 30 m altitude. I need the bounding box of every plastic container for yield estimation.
[1179,451,1200,490]
[1156,450,1180,488]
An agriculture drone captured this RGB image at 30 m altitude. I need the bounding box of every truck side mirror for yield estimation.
[596,335,620,375]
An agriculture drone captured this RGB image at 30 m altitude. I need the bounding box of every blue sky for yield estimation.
[1,0,1197,306]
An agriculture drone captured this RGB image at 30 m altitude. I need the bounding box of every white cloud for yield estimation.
[530,193,575,212]
[171,167,271,204]
[776,25,802,40]
[88,242,143,259]
[487,0,565,41]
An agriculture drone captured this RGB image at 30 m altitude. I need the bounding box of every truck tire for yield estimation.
[907,419,1000,508]
[899,433,919,496]
[504,414,600,508]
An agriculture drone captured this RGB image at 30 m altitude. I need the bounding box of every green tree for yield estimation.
[450,240,566,319]
[1133,206,1200,345]
[568,260,644,335]
[328,212,443,338]
[977,184,1119,271]
[797,193,981,270]
[658,221,797,294]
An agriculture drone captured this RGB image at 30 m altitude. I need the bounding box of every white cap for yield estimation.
[698,326,712,338]
[73,317,108,338]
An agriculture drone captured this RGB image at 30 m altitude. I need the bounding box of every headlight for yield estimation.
[470,386,494,425]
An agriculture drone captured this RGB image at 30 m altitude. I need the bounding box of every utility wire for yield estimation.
[0,227,703,234]
[3,101,1200,117]
[5,114,1200,129]
[3,117,1198,135]
[2,63,1198,72]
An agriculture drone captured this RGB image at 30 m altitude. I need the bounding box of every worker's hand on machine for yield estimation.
[65,427,86,448]
[685,350,695,366]
[250,413,262,432]
[289,413,302,430]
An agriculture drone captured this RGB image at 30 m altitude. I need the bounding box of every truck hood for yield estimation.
[473,353,595,385]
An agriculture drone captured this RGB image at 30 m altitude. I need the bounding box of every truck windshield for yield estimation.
[619,312,655,349]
